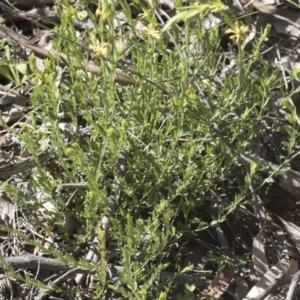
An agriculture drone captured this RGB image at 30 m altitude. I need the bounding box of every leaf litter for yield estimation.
[1,0,300,299]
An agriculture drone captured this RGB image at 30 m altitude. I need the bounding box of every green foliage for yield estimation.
[202,251,229,269]
[176,283,196,300]
[1,0,299,298]
[0,41,28,85]
[163,0,228,32]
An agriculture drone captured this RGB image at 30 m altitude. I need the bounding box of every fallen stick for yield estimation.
[3,251,208,288]
[0,151,49,180]
[0,24,133,85]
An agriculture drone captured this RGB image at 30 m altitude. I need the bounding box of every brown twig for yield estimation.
[4,251,73,273]
[0,151,49,180]
[0,24,133,86]
[4,251,207,288]
[55,182,88,193]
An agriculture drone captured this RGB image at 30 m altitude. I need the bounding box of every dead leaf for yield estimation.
[279,172,300,201]
[244,256,290,299]
[159,0,175,11]
[252,230,269,280]
[236,277,249,299]
[0,194,15,225]
[276,215,300,255]
[278,258,298,287]
[196,264,235,299]
[2,107,24,123]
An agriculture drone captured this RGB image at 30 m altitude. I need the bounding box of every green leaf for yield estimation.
[0,65,13,81]
[163,9,200,32]
[15,62,27,75]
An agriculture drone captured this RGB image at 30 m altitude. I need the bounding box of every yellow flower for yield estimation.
[32,73,43,86]
[140,24,161,40]
[95,8,109,20]
[138,9,150,20]
[77,10,88,21]
[89,41,108,57]
[225,21,249,44]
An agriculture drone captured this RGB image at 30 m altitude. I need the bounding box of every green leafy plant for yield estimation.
[177,283,196,300]
[0,0,299,298]
[0,41,28,85]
